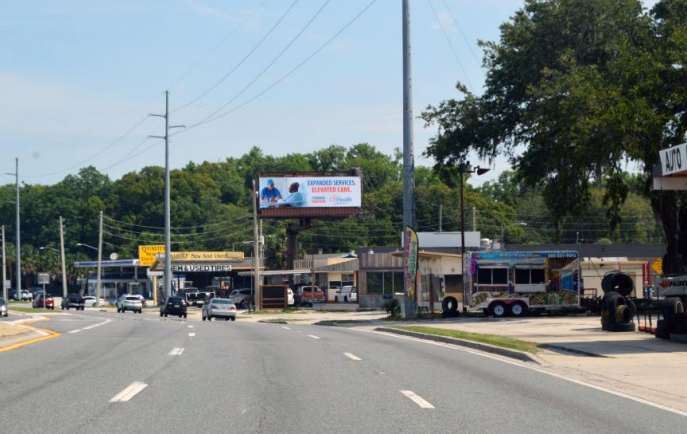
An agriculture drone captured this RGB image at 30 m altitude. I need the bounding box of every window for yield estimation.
[477,267,491,284]
[367,272,403,295]
[531,269,546,284]
[515,269,530,284]
[477,267,508,285]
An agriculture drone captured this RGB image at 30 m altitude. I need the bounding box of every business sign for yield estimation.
[642,263,651,286]
[258,176,361,209]
[38,273,50,285]
[404,226,419,302]
[659,143,687,177]
[652,257,663,275]
[139,245,165,267]
[172,265,233,272]
[170,251,244,262]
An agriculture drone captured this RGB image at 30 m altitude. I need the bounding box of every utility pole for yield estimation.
[252,180,260,311]
[259,220,264,259]
[59,217,67,299]
[150,91,184,299]
[96,211,103,308]
[402,0,416,318]
[438,204,443,232]
[2,225,6,301]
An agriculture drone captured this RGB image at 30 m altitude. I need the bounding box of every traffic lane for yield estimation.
[0,314,193,434]
[291,324,687,433]
[0,313,29,322]
[78,321,428,434]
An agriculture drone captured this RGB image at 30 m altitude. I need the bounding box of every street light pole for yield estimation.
[1,225,5,302]
[59,217,67,299]
[97,211,103,307]
[5,159,21,298]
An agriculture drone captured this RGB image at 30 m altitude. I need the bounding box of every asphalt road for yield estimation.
[1,310,686,434]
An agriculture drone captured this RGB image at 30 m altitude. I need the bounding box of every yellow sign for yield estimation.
[652,257,663,275]
[139,245,165,267]
[170,251,244,262]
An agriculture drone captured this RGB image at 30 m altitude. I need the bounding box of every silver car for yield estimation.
[202,298,236,321]
[117,295,142,314]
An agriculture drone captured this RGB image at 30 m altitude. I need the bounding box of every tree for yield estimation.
[422,0,687,271]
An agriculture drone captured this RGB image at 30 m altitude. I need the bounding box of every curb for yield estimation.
[375,327,542,365]
[539,343,606,357]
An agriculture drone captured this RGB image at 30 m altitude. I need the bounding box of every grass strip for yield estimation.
[9,307,56,314]
[390,325,542,354]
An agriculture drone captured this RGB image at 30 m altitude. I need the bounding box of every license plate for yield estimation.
[174,304,179,308]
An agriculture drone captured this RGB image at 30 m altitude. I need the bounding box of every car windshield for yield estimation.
[0,297,5,304]
[125,296,139,301]
[211,299,232,304]
[168,298,183,303]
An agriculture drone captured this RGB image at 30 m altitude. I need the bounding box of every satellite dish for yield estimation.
[110,252,119,260]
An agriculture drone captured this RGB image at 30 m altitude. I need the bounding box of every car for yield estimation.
[83,296,105,307]
[230,288,254,309]
[8,290,17,301]
[335,286,358,303]
[0,297,7,317]
[160,296,188,318]
[294,286,325,307]
[116,294,142,314]
[61,293,85,310]
[287,288,294,306]
[33,293,54,309]
[202,298,236,321]
[20,290,33,301]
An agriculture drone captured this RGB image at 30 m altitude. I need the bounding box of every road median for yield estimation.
[0,318,60,352]
[376,325,543,364]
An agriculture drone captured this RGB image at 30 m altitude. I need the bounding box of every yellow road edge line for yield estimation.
[0,317,61,353]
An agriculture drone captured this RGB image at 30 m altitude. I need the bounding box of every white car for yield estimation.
[116,294,142,314]
[288,288,294,306]
[335,286,357,303]
[83,296,105,307]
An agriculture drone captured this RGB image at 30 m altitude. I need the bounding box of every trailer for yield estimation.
[449,250,581,317]
[655,275,687,339]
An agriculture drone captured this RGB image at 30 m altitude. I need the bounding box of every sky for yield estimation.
[1,0,661,188]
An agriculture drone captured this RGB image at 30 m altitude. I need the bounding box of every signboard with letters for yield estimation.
[172,265,232,272]
[659,143,687,177]
[139,245,165,267]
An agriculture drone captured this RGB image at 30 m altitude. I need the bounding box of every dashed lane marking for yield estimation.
[189,333,196,337]
[110,382,148,403]
[344,352,361,361]
[168,347,185,356]
[400,390,435,409]
[68,329,81,334]
[307,335,320,339]
[282,326,291,330]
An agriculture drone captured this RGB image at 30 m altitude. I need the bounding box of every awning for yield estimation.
[74,259,139,268]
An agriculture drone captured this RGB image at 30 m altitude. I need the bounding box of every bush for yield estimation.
[382,298,401,318]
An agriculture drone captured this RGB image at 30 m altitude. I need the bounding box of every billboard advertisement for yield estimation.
[258,176,361,209]
[139,245,165,267]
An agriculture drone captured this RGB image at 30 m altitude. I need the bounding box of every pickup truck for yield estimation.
[295,286,325,307]
[61,293,85,310]
[335,286,357,303]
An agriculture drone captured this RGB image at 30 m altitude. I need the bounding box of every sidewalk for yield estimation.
[401,316,687,413]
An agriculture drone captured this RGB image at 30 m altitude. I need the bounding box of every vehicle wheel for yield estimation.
[139,309,142,314]
[490,302,507,318]
[662,297,684,324]
[164,313,168,317]
[231,317,236,321]
[509,302,527,317]
[442,297,459,314]
[344,296,348,303]
[615,305,632,324]
[225,317,229,321]
[202,315,206,321]
[335,297,339,303]
[183,313,187,319]
[208,315,212,321]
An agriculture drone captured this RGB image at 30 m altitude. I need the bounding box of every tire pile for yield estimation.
[656,297,687,339]
[600,272,637,332]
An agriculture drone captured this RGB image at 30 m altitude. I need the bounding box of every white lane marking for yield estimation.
[68,329,81,334]
[400,390,435,409]
[189,333,196,337]
[282,326,291,330]
[344,352,362,361]
[363,329,687,418]
[307,335,320,339]
[110,382,148,403]
[168,347,185,356]
[82,326,95,330]
[188,325,194,328]
[78,318,110,331]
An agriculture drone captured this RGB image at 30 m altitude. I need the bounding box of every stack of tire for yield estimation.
[600,272,636,332]
[656,297,687,339]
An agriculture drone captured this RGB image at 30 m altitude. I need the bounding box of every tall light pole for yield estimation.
[77,242,99,299]
[500,222,527,251]
[402,0,416,318]
[1,225,5,301]
[150,91,184,299]
[40,246,66,299]
[459,163,489,307]
[5,159,20,298]
[59,217,68,299]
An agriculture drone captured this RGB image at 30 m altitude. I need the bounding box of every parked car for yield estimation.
[287,288,294,306]
[33,293,54,309]
[160,296,187,318]
[61,293,85,310]
[335,286,358,303]
[0,297,7,317]
[8,290,17,301]
[295,286,325,307]
[230,288,254,309]
[30,287,42,300]
[83,296,105,307]
[20,290,33,301]
[116,294,142,314]
[202,298,236,321]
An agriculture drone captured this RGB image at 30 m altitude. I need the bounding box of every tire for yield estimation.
[490,302,507,318]
[160,311,163,317]
[510,302,527,317]
[183,313,187,319]
[231,317,236,321]
[662,297,684,324]
[164,313,168,317]
[656,319,670,339]
[610,322,636,332]
[208,316,212,321]
[442,297,459,314]
[335,297,339,303]
[615,305,632,324]
[202,315,206,321]
[344,296,348,303]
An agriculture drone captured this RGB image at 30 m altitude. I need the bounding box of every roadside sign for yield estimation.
[642,263,650,286]
[38,273,50,285]
[3,279,9,289]
[652,257,663,275]
[139,245,165,267]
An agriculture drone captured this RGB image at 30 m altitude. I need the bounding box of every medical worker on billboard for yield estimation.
[260,179,282,203]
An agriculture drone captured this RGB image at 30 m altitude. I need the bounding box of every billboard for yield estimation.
[139,245,165,267]
[258,173,362,218]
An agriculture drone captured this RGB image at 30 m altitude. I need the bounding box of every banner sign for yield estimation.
[659,143,687,176]
[642,263,651,286]
[258,176,361,209]
[172,265,233,272]
[139,245,165,267]
[169,251,244,262]
[404,226,419,302]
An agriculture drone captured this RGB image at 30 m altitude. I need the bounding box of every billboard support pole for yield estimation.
[253,180,260,311]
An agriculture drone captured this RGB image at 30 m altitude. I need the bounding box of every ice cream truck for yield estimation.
[454,250,582,317]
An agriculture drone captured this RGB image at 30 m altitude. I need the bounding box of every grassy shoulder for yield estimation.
[389,325,542,354]
[9,307,56,314]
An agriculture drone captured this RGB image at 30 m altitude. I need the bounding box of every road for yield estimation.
[1,310,685,434]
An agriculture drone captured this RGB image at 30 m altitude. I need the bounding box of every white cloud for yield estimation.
[188,2,236,23]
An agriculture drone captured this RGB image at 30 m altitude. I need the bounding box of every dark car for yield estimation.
[160,296,188,318]
[61,293,85,311]
[33,293,54,310]
[0,297,7,317]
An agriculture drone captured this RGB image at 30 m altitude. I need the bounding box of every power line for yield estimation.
[171,0,299,114]
[439,0,481,66]
[103,213,252,230]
